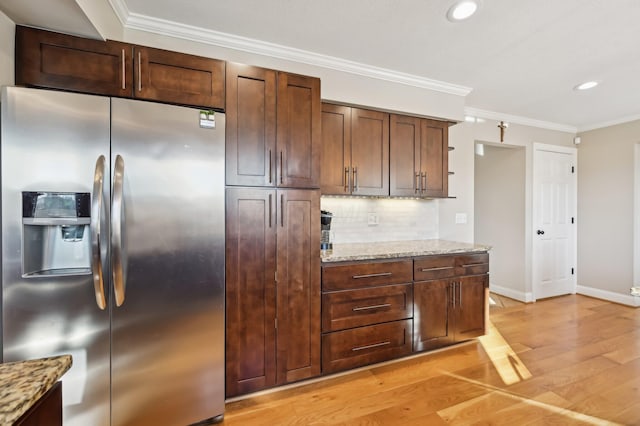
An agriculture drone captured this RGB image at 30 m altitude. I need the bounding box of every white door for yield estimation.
[533,143,577,299]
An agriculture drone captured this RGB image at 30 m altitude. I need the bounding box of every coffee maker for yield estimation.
[320,210,333,251]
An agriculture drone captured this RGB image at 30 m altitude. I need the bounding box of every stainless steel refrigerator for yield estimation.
[1,86,225,425]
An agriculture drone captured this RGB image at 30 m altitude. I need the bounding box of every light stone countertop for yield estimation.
[0,355,72,425]
[321,239,491,263]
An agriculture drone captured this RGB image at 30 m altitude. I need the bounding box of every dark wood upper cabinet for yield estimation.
[16,26,132,98]
[320,104,352,194]
[15,26,225,109]
[351,108,389,196]
[225,63,277,186]
[226,68,320,188]
[390,114,421,197]
[276,73,321,189]
[421,119,449,198]
[133,46,224,109]
[321,104,389,196]
[390,114,449,198]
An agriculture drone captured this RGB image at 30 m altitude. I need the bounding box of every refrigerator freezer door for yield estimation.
[110,98,225,425]
[1,87,111,426]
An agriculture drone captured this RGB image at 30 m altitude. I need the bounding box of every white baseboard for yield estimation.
[576,285,640,307]
[489,284,534,303]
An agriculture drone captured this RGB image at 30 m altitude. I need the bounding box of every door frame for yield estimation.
[532,142,578,301]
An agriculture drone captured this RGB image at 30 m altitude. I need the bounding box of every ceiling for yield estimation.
[4,0,640,132]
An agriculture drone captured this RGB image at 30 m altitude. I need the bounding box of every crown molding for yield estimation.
[464,107,578,133]
[577,113,640,133]
[108,3,471,97]
[107,0,129,26]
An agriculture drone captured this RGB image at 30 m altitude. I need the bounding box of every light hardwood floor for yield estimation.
[223,295,640,425]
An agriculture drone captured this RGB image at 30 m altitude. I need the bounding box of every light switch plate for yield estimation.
[455,213,467,224]
[367,212,379,226]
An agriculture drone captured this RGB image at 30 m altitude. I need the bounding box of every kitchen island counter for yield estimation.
[0,355,72,425]
[321,239,490,263]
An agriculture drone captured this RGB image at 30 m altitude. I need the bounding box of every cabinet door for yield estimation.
[413,279,453,351]
[276,189,321,383]
[390,114,421,196]
[454,275,488,341]
[276,73,321,188]
[351,108,390,196]
[225,63,277,186]
[225,188,277,397]
[134,46,225,109]
[321,104,352,194]
[421,119,449,198]
[15,25,132,97]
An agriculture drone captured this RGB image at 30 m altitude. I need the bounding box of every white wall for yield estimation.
[0,9,14,87]
[475,144,526,301]
[577,120,640,299]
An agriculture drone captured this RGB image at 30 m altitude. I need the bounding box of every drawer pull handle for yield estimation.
[420,266,454,272]
[352,341,391,352]
[352,272,392,279]
[461,263,489,268]
[352,303,391,312]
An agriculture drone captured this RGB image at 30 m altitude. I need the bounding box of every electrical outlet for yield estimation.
[367,212,379,226]
[455,213,467,224]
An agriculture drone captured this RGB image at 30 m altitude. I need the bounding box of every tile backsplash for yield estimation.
[320,196,438,243]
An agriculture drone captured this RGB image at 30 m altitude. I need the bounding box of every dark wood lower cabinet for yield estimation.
[322,319,413,374]
[225,188,277,397]
[322,283,413,332]
[321,253,489,375]
[454,275,489,341]
[15,381,62,426]
[225,187,320,397]
[276,189,321,383]
[413,274,488,352]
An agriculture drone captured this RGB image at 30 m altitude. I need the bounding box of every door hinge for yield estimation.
[274,270,277,283]
[571,166,575,173]
[571,217,575,224]
[571,268,575,275]
[275,318,278,329]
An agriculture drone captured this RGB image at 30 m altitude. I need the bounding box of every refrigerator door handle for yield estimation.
[112,154,127,307]
[91,156,107,310]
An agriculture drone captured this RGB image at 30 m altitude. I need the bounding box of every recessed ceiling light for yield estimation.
[574,81,599,91]
[447,1,481,22]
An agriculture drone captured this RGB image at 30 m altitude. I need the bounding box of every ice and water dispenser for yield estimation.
[22,191,92,277]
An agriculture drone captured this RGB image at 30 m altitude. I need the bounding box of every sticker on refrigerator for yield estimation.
[199,110,216,129]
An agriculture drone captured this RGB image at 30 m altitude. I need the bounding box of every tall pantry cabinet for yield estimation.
[225,62,321,397]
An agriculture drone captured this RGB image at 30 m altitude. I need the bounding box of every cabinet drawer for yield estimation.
[413,255,456,281]
[322,259,413,291]
[456,252,489,276]
[322,284,413,332]
[321,319,412,373]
